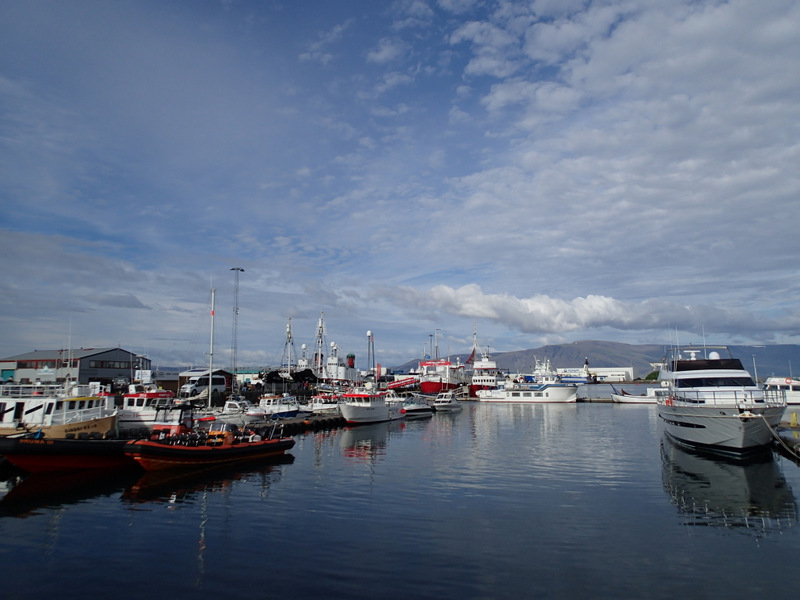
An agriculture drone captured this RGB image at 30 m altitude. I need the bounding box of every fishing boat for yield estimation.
[468,347,504,397]
[656,345,785,454]
[416,358,470,395]
[116,383,182,433]
[123,422,296,471]
[0,436,135,473]
[339,385,406,425]
[0,382,117,439]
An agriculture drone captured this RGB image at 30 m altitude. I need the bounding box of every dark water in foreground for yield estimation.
[2,402,799,600]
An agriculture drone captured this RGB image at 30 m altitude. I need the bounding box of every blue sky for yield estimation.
[1,0,799,370]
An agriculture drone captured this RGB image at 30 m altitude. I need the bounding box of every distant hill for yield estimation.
[391,341,800,381]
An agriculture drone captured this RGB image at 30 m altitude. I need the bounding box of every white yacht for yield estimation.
[656,346,785,454]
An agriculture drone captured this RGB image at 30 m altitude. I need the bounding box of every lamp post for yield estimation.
[231,267,244,398]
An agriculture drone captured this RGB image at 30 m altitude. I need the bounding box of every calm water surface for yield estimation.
[2,402,798,600]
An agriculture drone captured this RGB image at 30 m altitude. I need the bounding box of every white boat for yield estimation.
[116,383,181,432]
[432,389,464,412]
[214,397,267,426]
[468,348,504,397]
[258,393,302,419]
[656,346,785,454]
[0,382,117,438]
[339,385,406,425]
[476,361,578,403]
[764,376,800,405]
[386,390,432,418]
[610,386,666,404]
[299,392,342,416]
[477,382,578,403]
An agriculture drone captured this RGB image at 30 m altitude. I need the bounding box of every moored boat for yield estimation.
[0,382,117,439]
[0,436,136,473]
[123,422,296,471]
[417,358,469,395]
[656,346,785,454]
[468,347,504,397]
[764,376,800,405]
[258,393,302,419]
[610,387,665,404]
[432,389,464,412]
[339,386,406,425]
[396,392,434,418]
[214,397,267,426]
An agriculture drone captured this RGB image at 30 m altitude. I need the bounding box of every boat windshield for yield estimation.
[675,377,755,387]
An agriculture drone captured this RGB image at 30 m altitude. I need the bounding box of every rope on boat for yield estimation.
[760,414,800,459]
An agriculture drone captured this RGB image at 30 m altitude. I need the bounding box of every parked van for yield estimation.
[180,375,227,398]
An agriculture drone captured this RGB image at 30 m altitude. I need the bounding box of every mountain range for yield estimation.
[392,341,800,381]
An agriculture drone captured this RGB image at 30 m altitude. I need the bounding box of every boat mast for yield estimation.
[281,317,296,377]
[230,267,244,400]
[208,288,215,409]
[313,312,326,379]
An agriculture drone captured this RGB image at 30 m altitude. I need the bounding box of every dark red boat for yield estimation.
[123,423,296,471]
[0,436,135,473]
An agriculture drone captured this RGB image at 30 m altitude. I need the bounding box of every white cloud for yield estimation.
[1,0,800,367]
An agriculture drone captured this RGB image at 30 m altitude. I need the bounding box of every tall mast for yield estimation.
[230,267,244,399]
[313,312,326,378]
[208,288,215,408]
[281,317,296,376]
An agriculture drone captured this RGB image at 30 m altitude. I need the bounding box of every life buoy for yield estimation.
[786,378,792,385]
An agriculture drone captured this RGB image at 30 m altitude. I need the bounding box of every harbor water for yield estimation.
[2,401,799,599]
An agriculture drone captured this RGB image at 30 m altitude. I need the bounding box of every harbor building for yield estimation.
[0,347,150,387]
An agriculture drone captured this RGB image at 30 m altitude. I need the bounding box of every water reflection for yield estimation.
[0,466,141,518]
[661,436,798,535]
[122,453,295,505]
[339,421,405,465]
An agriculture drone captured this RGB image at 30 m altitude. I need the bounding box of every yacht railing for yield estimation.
[671,388,786,407]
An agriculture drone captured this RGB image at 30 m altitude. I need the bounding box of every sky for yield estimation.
[1,0,799,371]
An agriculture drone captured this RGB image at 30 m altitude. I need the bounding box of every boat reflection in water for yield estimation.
[661,436,797,535]
[0,466,141,518]
[339,420,405,465]
[122,453,295,504]
[0,453,296,517]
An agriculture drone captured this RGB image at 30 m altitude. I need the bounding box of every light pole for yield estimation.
[231,267,244,398]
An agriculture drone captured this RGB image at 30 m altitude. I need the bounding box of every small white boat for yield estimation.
[258,393,301,419]
[299,392,342,416]
[432,390,464,412]
[656,346,785,454]
[386,390,433,418]
[214,397,267,426]
[610,386,665,404]
[339,386,406,425]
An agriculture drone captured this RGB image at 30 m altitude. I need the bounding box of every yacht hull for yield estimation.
[658,404,783,452]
